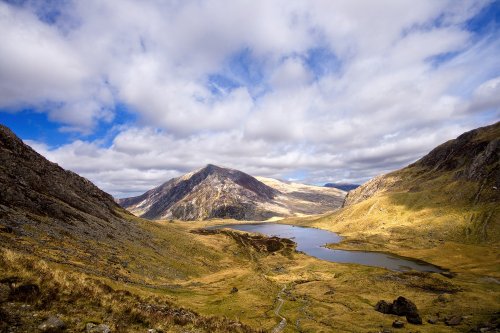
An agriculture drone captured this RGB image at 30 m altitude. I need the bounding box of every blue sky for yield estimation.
[0,0,499,197]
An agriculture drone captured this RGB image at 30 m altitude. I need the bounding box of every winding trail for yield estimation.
[272,284,287,333]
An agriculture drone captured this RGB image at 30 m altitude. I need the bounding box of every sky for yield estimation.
[1,0,499,198]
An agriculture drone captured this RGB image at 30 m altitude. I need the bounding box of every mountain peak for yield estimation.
[199,163,227,175]
[119,165,345,220]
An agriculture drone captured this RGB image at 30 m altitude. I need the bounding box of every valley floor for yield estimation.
[1,215,499,332]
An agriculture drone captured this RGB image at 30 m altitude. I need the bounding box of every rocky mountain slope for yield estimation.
[324,121,499,244]
[119,165,345,221]
[344,122,499,208]
[0,124,138,243]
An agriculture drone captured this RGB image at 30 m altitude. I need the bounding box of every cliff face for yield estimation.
[0,124,135,242]
[119,165,346,221]
[343,122,500,208]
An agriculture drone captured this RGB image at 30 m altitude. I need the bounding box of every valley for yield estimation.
[2,2,500,332]
[0,122,498,332]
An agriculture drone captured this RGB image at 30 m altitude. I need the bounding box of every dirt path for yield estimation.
[272,284,287,333]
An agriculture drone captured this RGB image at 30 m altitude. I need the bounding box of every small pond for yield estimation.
[209,223,446,273]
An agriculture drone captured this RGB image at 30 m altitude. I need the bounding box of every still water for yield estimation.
[210,223,445,273]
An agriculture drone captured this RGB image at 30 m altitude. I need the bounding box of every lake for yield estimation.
[209,223,446,273]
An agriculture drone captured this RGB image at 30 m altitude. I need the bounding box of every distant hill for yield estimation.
[119,165,345,221]
[325,121,499,244]
[324,183,360,191]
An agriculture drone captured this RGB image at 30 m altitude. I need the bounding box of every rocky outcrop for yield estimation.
[119,165,345,221]
[192,228,296,254]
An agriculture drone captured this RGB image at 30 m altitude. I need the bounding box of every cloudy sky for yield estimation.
[1,0,499,198]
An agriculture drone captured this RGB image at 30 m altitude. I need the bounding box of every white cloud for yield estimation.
[2,0,499,196]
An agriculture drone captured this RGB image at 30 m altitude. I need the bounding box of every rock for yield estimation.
[10,283,40,302]
[445,315,462,326]
[379,328,392,333]
[38,316,66,332]
[406,313,423,325]
[0,284,10,302]
[375,297,422,325]
[392,296,418,317]
[230,287,238,294]
[427,316,439,324]
[86,323,111,333]
[147,330,157,333]
[375,300,393,314]
[392,320,404,328]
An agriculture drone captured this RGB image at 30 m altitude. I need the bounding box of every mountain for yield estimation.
[324,183,360,191]
[321,121,499,244]
[119,165,345,220]
[0,124,136,242]
[255,176,345,215]
[344,122,499,208]
[0,125,261,332]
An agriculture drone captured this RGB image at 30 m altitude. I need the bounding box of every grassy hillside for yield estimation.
[4,215,499,332]
[307,122,499,247]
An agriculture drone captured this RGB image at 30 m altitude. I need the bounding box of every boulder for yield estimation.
[86,323,111,333]
[375,296,422,325]
[10,283,40,302]
[375,300,393,314]
[406,313,423,325]
[230,287,238,294]
[445,315,462,326]
[38,316,66,332]
[427,316,439,324]
[392,296,418,317]
[392,320,404,328]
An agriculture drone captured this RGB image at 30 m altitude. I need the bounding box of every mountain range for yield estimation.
[0,121,499,332]
[324,183,360,191]
[118,164,345,221]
